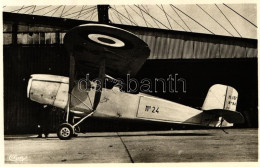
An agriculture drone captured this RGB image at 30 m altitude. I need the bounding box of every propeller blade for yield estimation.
[92,60,105,111]
[69,53,75,93]
[92,89,102,111]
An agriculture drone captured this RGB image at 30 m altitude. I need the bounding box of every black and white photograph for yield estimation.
[1,0,258,165]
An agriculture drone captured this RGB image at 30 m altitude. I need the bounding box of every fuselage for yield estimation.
[27,74,222,127]
[70,81,219,127]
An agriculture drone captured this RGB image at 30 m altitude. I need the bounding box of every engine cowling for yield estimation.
[27,74,69,109]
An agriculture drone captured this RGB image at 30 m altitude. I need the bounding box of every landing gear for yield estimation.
[57,123,74,140]
[57,59,104,140]
[74,125,80,133]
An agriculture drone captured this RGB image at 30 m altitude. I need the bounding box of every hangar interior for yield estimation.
[3,8,258,133]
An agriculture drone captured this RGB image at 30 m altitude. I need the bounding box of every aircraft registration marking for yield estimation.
[145,105,160,113]
[137,96,202,123]
[224,86,238,111]
[226,95,237,105]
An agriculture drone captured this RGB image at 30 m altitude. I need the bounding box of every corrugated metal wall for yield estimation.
[3,12,257,60]
[4,46,69,133]
[133,31,257,59]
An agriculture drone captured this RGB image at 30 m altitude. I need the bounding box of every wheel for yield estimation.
[57,123,74,140]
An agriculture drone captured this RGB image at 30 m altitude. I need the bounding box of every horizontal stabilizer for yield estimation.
[203,109,244,124]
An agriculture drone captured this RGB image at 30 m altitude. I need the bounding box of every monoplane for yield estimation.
[27,24,244,140]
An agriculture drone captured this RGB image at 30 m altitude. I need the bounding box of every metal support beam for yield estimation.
[12,23,17,45]
[55,31,60,44]
[97,5,110,24]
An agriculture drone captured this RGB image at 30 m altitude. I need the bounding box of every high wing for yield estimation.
[63,24,151,127]
[64,24,150,78]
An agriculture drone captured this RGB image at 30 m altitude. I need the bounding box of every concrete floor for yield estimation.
[4,129,258,163]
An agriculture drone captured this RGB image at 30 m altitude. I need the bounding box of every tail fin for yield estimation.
[202,84,244,126]
[202,84,238,111]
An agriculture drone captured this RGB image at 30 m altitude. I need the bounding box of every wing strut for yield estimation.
[70,60,106,128]
[66,52,76,123]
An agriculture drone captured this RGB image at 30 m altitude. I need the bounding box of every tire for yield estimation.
[57,123,74,140]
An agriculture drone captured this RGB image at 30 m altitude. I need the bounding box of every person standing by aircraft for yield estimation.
[37,105,52,138]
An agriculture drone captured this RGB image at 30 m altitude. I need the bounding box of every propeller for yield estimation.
[65,52,76,123]
[92,60,105,111]
[69,53,76,93]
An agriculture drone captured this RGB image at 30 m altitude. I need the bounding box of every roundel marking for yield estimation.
[88,34,125,47]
